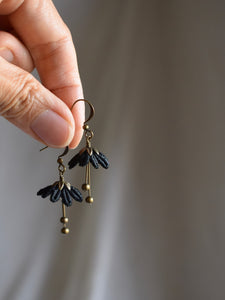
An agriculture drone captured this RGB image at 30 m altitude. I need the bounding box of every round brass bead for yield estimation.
[82,183,91,191]
[61,227,69,234]
[86,196,94,203]
[83,124,89,130]
[57,158,63,164]
[60,217,69,223]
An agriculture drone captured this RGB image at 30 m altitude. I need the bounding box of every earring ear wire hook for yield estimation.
[71,99,95,124]
[40,145,69,157]
[58,146,69,158]
[40,145,48,151]
[40,99,94,152]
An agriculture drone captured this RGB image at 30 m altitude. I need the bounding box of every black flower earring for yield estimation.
[68,99,109,203]
[37,147,83,234]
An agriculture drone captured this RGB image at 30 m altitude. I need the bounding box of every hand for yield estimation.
[0,0,84,148]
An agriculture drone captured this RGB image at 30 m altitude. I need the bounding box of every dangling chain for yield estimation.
[57,154,69,234]
[82,123,94,203]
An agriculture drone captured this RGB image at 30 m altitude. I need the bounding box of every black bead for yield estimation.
[69,186,83,202]
[68,149,90,169]
[79,150,90,166]
[93,150,109,169]
[61,187,72,207]
[68,152,80,169]
[37,185,52,197]
[50,187,61,203]
[37,184,57,198]
[90,153,99,169]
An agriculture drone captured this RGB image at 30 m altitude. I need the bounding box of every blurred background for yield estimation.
[0,0,225,299]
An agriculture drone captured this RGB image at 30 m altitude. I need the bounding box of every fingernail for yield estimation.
[31,110,73,147]
[0,47,14,62]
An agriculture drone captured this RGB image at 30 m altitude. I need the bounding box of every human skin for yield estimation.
[0,0,84,149]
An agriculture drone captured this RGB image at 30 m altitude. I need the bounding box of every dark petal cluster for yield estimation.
[37,183,83,207]
[92,150,109,169]
[37,184,56,199]
[68,148,109,169]
[68,149,90,169]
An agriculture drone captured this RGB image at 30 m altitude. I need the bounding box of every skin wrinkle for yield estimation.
[38,68,81,96]
[48,70,81,92]
[9,0,69,46]
[29,35,81,92]
[50,83,82,96]
[30,35,72,62]
[7,93,46,132]
[0,73,39,119]
[32,39,80,89]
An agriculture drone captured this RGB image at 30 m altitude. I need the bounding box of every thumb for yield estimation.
[0,57,75,148]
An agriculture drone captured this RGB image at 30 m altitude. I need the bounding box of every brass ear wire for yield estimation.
[71,99,95,124]
[40,145,48,151]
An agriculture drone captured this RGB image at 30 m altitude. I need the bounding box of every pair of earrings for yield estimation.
[37,99,109,234]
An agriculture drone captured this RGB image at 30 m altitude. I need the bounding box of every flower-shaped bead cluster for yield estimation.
[68,148,109,169]
[37,182,83,207]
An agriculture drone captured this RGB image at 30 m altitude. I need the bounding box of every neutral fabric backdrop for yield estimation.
[0,0,225,299]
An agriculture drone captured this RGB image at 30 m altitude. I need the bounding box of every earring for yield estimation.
[37,146,83,234]
[68,99,109,203]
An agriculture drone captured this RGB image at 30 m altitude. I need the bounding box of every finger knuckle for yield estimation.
[0,73,38,119]
[31,33,73,62]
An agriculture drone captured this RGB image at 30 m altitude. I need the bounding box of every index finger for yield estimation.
[7,0,84,148]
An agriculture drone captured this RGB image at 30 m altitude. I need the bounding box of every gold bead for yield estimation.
[83,124,89,130]
[82,183,90,191]
[60,217,69,223]
[86,196,94,203]
[61,227,69,234]
[57,158,63,164]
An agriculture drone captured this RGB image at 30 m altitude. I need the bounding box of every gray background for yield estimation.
[0,0,225,299]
